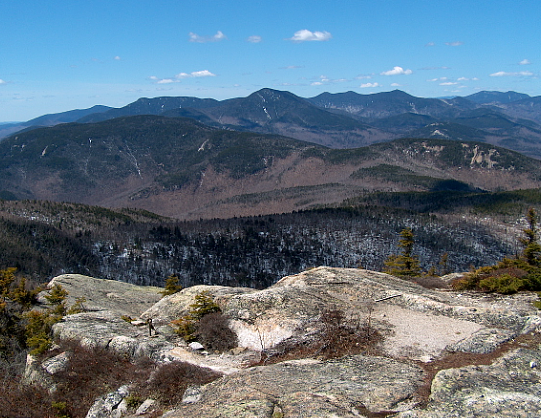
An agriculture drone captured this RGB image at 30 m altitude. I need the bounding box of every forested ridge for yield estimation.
[1,190,539,289]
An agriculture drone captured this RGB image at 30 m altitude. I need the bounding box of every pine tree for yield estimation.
[160,274,182,297]
[0,267,17,302]
[384,228,421,278]
[520,208,541,266]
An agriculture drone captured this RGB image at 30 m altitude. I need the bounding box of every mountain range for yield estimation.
[1,88,541,219]
[3,88,541,157]
[1,110,540,219]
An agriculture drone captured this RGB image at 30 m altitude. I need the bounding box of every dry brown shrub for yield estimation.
[414,276,450,290]
[254,307,382,366]
[51,340,150,418]
[0,381,53,418]
[139,361,222,407]
[196,312,238,352]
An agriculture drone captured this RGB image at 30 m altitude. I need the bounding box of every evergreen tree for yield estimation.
[384,228,421,278]
[0,268,16,302]
[520,208,541,266]
[160,274,182,297]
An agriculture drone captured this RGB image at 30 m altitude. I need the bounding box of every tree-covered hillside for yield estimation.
[1,191,539,288]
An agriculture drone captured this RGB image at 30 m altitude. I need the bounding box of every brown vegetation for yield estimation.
[254,307,382,366]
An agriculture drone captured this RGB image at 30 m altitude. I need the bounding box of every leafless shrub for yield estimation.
[140,361,222,407]
[254,307,382,366]
[414,276,450,289]
[51,340,148,418]
[196,312,238,352]
[0,380,53,418]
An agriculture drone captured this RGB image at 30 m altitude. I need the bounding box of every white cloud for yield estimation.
[425,42,435,47]
[247,35,262,43]
[428,77,449,82]
[311,81,324,86]
[0,79,5,85]
[189,31,226,43]
[457,77,468,81]
[150,70,216,84]
[490,71,534,77]
[445,41,463,46]
[356,75,372,80]
[381,66,412,76]
[519,59,531,65]
[390,83,401,87]
[114,56,121,61]
[175,70,216,79]
[360,82,380,88]
[189,70,216,78]
[440,82,458,85]
[288,29,332,42]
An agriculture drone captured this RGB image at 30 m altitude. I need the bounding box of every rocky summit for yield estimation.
[29,267,541,417]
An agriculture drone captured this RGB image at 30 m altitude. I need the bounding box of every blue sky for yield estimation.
[1,0,539,122]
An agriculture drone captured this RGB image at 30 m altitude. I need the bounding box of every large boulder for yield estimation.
[52,310,177,361]
[44,274,163,317]
[169,354,426,417]
[148,267,539,359]
[398,347,541,417]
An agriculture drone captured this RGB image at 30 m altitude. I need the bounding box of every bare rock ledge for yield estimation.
[31,267,541,417]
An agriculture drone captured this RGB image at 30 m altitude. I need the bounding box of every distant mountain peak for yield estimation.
[466,91,530,105]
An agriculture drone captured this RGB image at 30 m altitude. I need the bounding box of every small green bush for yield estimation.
[124,394,143,410]
[171,290,222,342]
[479,274,527,295]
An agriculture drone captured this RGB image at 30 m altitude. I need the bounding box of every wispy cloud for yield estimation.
[247,35,262,43]
[176,70,216,79]
[425,42,435,47]
[150,70,216,84]
[360,82,380,88]
[287,29,332,42]
[310,75,348,86]
[440,82,458,86]
[0,79,6,85]
[381,66,412,76]
[114,56,121,61]
[155,78,175,84]
[390,83,402,87]
[519,59,531,65]
[445,41,463,46]
[490,70,534,77]
[418,66,451,71]
[189,31,226,43]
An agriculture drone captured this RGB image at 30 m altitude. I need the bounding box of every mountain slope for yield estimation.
[1,115,540,220]
[307,89,476,120]
[7,88,541,159]
[465,90,531,105]
[78,96,221,123]
[187,88,394,148]
[0,105,112,140]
